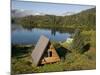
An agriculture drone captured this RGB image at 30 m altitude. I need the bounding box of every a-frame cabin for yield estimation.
[31,35,60,66]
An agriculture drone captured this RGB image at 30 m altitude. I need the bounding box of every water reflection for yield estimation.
[11,24,73,45]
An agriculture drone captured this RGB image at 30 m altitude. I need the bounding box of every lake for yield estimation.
[11,24,72,45]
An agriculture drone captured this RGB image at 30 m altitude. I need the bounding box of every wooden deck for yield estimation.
[41,57,60,64]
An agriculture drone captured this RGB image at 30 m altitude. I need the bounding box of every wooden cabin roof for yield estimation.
[31,35,49,66]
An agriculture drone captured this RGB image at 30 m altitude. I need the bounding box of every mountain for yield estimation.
[80,7,96,14]
[11,7,95,18]
[65,7,96,27]
[11,9,45,17]
[62,12,76,16]
[62,7,96,16]
[12,7,96,29]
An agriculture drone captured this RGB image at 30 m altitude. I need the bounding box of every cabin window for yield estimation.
[48,50,52,57]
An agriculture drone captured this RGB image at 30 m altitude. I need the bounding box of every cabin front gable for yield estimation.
[40,44,60,65]
[31,35,60,66]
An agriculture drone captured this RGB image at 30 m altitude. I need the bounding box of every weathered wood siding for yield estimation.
[41,45,60,64]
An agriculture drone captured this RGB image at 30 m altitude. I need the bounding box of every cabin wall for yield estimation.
[41,44,60,64]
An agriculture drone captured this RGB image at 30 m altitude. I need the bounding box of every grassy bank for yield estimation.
[11,30,96,74]
[11,46,96,74]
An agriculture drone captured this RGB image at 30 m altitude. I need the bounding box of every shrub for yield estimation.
[71,29,85,53]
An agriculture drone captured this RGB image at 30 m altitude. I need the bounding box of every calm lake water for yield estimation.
[11,24,72,45]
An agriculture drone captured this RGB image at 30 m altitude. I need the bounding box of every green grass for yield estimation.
[11,30,96,75]
[12,49,96,74]
[81,30,96,47]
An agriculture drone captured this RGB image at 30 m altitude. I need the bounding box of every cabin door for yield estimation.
[48,50,52,57]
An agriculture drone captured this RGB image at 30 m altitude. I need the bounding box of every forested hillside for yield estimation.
[12,7,96,30]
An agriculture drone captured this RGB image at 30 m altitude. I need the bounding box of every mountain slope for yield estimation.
[11,9,45,17]
[12,7,96,30]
